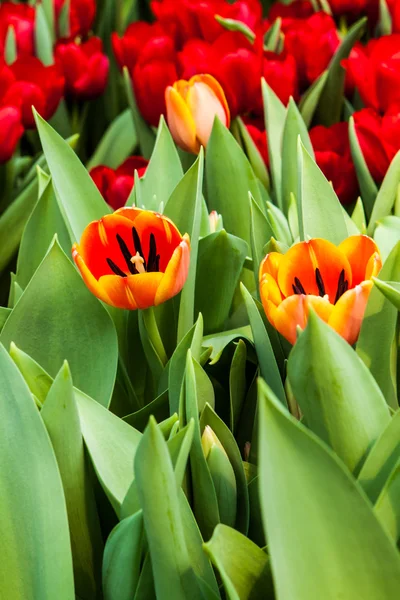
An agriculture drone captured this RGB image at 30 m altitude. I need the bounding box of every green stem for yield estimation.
[142,306,168,366]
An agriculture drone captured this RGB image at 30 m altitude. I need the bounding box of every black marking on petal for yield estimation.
[315,268,325,297]
[116,234,136,274]
[293,277,306,295]
[334,269,349,304]
[106,258,127,277]
[147,233,158,272]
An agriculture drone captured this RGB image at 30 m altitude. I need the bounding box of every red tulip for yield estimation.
[328,0,368,18]
[0,2,35,58]
[263,49,299,105]
[309,122,359,205]
[112,22,165,71]
[90,157,149,211]
[0,106,24,163]
[54,0,96,39]
[245,121,269,168]
[268,0,314,20]
[55,37,109,101]
[0,57,64,129]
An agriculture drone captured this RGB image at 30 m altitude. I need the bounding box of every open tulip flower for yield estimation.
[165,73,230,154]
[72,208,190,310]
[259,235,382,346]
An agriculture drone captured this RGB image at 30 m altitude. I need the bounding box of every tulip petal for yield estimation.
[98,272,164,310]
[260,273,283,309]
[328,281,372,346]
[187,80,228,148]
[338,235,381,286]
[191,74,230,128]
[72,244,112,305]
[259,252,283,281]
[165,85,200,154]
[155,234,190,305]
[277,239,352,303]
[270,294,333,345]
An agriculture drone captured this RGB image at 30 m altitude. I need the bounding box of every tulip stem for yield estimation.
[142,306,168,366]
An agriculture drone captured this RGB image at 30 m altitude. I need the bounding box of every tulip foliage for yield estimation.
[3,0,400,599]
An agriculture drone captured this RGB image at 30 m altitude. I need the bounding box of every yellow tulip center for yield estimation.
[106,226,160,277]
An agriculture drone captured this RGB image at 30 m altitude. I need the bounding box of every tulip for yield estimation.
[0,106,24,163]
[72,207,190,310]
[165,74,230,153]
[112,22,165,71]
[0,2,35,58]
[54,0,96,39]
[259,236,382,346]
[89,157,148,211]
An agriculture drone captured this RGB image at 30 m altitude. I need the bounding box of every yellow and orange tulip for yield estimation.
[259,235,382,346]
[72,207,190,310]
[165,74,230,154]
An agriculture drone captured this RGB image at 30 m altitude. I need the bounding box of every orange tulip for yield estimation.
[259,235,382,346]
[72,207,190,310]
[165,74,230,154]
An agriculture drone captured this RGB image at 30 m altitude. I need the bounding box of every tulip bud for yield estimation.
[208,210,223,233]
[165,74,230,154]
[201,426,237,527]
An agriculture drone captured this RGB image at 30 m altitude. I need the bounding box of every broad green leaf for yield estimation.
[0,307,11,333]
[139,116,183,211]
[358,410,400,503]
[75,388,142,516]
[373,278,400,310]
[34,111,110,242]
[249,194,274,287]
[35,4,53,65]
[229,339,247,433]
[87,109,137,169]
[351,197,367,233]
[241,284,286,405]
[299,70,328,128]
[41,363,103,599]
[123,67,156,159]
[258,379,400,600]
[357,242,400,410]
[134,417,204,600]
[374,461,400,543]
[206,117,263,246]
[195,230,247,334]
[0,344,74,599]
[315,17,367,125]
[203,326,252,364]
[9,343,52,404]
[103,511,144,600]
[262,79,286,208]
[200,403,250,534]
[374,215,400,261]
[288,311,390,473]
[236,117,270,190]
[204,525,274,600]
[266,201,293,246]
[1,239,118,407]
[168,419,195,487]
[349,117,377,219]
[297,139,348,244]
[16,178,71,287]
[282,97,314,215]
[368,151,400,235]
[124,390,169,431]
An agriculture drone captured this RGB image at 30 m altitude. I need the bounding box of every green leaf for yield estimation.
[214,15,255,42]
[373,278,400,310]
[16,178,71,288]
[262,78,286,208]
[288,311,390,473]
[282,97,314,215]
[5,25,16,64]
[377,0,393,35]
[35,3,53,65]
[200,403,250,534]
[123,67,156,160]
[134,417,203,600]
[349,117,377,220]
[266,201,292,246]
[249,194,274,288]
[351,197,367,233]
[368,151,400,235]
[34,110,110,242]
[374,461,400,543]
[0,307,11,333]
[299,70,328,128]
[263,17,282,52]
[168,419,195,487]
[357,242,400,410]
[139,116,183,211]
[124,390,169,431]
[315,17,367,125]
[206,117,263,246]
[9,343,53,405]
[374,215,400,262]
[297,139,348,244]
[229,339,247,434]
[195,230,247,334]
[1,239,118,408]
[204,524,274,600]
[103,511,144,600]
[241,284,286,405]
[358,410,400,503]
[236,117,270,190]
[203,326,252,364]
[41,362,103,599]
[258,379,400,600]
[87,109,137,169]
[0,344,74,598]
[75,388,142,517]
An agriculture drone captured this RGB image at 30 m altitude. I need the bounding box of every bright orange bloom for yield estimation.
[72,207,190,310]
[165,74,230,154]
[259,235,382,346]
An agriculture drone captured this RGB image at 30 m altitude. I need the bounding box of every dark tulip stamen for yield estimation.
[106,258,127,277]
[147,233,158,272]
[315,268,326,297]
[334,269,349,304]
[292,277,306,295]
[116,233,137,274]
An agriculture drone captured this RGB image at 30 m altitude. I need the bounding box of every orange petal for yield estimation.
[271,294,333,345]
[365,252,382,280]
[96,274,138,310]
[155,234,190,305]
[165,85,200,154]
[72,244,112,305]
[186,77,229,147]
[338,235,382,286]
[189,74,230,128]
[277,239,352,304]
[260,273,283,309]
[328,280,373,346]
[259,252,283,282]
